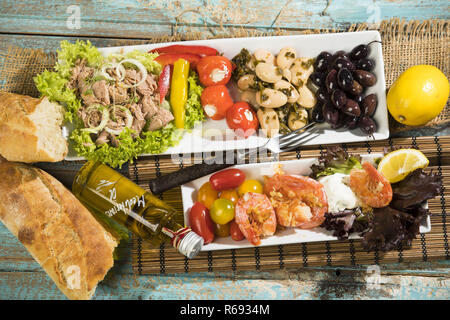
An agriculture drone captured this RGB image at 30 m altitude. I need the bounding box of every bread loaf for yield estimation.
[0,91,68,163]
[0,160,118,300]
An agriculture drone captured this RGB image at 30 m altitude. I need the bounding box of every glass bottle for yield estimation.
[72,161,203,259]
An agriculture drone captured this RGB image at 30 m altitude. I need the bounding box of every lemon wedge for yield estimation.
[377,149,429,183]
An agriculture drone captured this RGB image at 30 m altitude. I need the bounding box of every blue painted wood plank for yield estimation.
[0,0,448,39]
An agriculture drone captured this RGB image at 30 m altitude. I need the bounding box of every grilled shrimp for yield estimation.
[234,192,277,246]
[349,161,393,208]
[264,174,328,229]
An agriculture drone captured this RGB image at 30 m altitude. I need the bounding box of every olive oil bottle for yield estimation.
[72,161,203,259]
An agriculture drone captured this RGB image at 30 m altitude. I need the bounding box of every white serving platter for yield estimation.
[64,31,389,160]
[181,154,431,251]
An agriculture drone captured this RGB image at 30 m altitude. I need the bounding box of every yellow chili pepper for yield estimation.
[170,58,190,129]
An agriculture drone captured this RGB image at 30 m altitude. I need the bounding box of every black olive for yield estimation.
[359,115,377,135]
[345,115,360,130]
[323,103,339,126]
[354,94,364,104]
[342,99,361,117]
[309,71,326,87]
[316,87,330,104]
[333,57,355,71]
[325,69,338,93]
[331,50,350,65]
[361,93,378,116]
[314,51,332,72]
[337,68,353,91]
[331,89,347,109]
[355,58,375,71]
[311,103,325,123]
[346,80,363,96]
[353,70,377,87]
[350,44,370,61]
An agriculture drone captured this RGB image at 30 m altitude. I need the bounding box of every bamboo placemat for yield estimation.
[130,135,450,274]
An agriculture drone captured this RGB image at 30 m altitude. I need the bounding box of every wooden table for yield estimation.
[1,0,449,300]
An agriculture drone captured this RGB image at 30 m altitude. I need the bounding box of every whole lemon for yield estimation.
[387,65,449,126]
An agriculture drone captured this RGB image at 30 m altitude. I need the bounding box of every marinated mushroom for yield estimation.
[237,74,256,91]
[297,85,317,109]
[274,80,300,104]
[277,47,297,69]
[256,88,288,109]
[255,62,283,83]
[257,108,279,137]
[290,57,315,87]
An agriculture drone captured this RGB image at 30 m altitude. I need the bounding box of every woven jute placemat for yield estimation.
[0,18,448,273]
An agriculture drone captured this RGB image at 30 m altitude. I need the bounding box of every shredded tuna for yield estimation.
[148,108,174,131]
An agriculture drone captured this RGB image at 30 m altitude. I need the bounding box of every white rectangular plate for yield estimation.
[64,31,389,160]
[181,154,431,251]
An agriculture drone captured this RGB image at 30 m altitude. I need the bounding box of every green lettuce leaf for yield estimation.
[184,71,205,130]
[107,49,162,75]
[310,146,362,179]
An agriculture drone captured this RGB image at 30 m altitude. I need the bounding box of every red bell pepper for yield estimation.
[158,64,171,104]
[155,53,201,69]
[150,45,218,57]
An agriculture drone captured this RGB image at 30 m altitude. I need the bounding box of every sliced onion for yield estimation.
[117,58,148,88]
[105,105,133,136]
[101,63,125,82]
[81,105,110,134]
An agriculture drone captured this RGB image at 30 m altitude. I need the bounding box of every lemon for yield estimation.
[378,149,429,183]
[387,65,449,126]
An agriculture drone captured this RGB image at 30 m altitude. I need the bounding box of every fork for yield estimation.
[148,122,318,194]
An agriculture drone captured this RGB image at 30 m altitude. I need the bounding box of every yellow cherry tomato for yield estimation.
[213,222,230,237]
[210,198,235,225]
[219,189,239,204]
[238,179,263,196]
[197,182,218,209]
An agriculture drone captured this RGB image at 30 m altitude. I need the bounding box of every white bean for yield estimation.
[274,80,300,104]
[240,90,259,108]
[255,63,282,83]
[281,68,292,82]
[257,108,279,138]
[237,74,256,91]
[254,49,276,65]
[297,85,317,109]
[288,110,308,131]
[277,47,297,69]
[290,57,314,87]
[256,88,288,109]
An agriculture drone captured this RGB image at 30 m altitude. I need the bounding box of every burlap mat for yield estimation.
[1,18,448,132]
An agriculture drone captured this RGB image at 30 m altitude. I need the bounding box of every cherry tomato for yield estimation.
[197,56,233,86]
[197,181,218,209]
[201,85,234,120]
[189,202,215,244]
[237,179,263,196]
[210,198,235,225]
[210,168,246,191]
[230,220,245,241]
[226,102,259,138]
[213,222,230,237]
[219,189,239,204]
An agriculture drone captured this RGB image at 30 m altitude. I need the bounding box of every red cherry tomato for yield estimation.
[200,85,234,120]
[188,202,215,244]
[230,220,245,241]
[197,56,233,86]
[226,102,259,138]
[210,168,246,191]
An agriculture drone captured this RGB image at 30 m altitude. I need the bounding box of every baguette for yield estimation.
[0,91,68,163]
[0,160,118,300]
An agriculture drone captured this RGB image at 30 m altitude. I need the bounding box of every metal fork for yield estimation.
[148,122,318,194]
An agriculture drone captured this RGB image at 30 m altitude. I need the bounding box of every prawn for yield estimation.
[349,161,392,208]
[264,174,328,229]
[234,192,277,246]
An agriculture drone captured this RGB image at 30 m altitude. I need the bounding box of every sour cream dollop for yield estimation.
[318,173,361,213]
